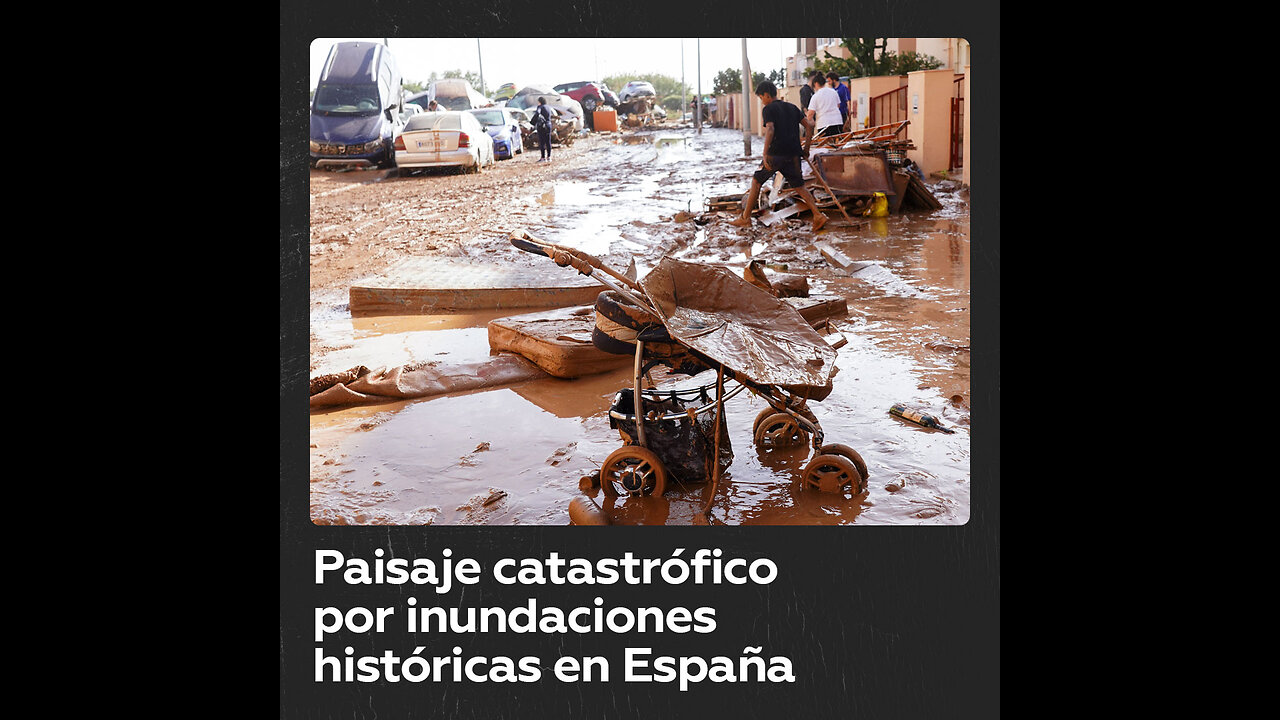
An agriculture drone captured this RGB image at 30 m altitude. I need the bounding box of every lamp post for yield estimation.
[741,38,751,156]
[696,38,702,135]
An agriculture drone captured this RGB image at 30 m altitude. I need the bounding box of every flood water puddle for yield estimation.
[310,127,971,526]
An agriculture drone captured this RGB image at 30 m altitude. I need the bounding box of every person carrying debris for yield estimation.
[728,80,827,232]
[534,97,554,162]
[806,73,843,138]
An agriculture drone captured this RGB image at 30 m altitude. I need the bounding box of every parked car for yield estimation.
[469,108,523,159]
[398,103,424,124]
[309,41,405,169]
[405,90,430,110]
[618,80,656,103]
[507,107,536,150]
[508,86,584,131]
[553,80,608,113]
[393,111,495,175]
[492,82,518,102]
[601,84,620,107]
[428,78,488,110]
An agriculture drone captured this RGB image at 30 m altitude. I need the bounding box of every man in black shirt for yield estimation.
[728,80,827,232]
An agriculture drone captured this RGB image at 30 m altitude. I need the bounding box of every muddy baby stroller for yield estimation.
[509,230,868,518]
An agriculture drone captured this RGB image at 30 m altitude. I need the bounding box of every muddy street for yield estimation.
[308,126,970,526]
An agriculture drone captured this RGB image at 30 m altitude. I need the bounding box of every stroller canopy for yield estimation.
[639,257,837,400]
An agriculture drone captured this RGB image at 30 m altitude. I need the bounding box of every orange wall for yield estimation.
[906,69,955,177]
[848,75,909,130]
[963,66,971,187]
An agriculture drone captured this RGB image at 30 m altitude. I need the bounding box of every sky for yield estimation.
[309,37,796,97]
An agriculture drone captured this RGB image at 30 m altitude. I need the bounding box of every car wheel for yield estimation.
[583,95,598,112]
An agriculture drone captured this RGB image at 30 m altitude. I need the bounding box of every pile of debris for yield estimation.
[518,115,579,150]
[704,120,943,225]
[808,121,942,213]
[615,96,660,128]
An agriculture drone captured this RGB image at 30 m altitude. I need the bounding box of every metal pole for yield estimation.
[741,38,751,156]
[476,39,485,96]
[681,39,686,125]
[696,38,702,135]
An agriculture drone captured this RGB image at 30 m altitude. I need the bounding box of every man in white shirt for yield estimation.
[805,73,843,139]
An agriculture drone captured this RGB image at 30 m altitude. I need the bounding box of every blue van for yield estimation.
[309,42,404,169]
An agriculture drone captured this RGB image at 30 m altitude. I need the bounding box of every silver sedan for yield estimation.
[393,110,495,175]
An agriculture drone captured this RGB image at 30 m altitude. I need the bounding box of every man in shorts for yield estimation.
[728,80,827,232]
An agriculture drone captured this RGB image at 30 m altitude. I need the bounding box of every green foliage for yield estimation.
[712,67,783,95]
[881,51,944,74]
[602,72,691,101]
[441,69,486,95]
[403,80,425,94]
[661,95,684,111]
[804,38,943,79]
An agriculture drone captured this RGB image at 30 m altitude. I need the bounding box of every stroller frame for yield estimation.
[510,230,867,520]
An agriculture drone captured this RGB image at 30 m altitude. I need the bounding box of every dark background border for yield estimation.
[282,2,1000,717]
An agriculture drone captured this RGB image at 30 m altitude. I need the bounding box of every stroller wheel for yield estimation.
[753,413,810,450]
[818,443,869,484]
[752,407,778,436]
[600,446,668,498]
[801,453,866,494]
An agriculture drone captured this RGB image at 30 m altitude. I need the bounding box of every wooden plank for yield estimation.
[787,294,849,325]
[890,171,911,213]
[349,258,604,315]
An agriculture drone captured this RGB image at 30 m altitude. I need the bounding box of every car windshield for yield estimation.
[436,96,474,110]
[404,113,462,131]
[313,83,381,115]
[471,110,506,126]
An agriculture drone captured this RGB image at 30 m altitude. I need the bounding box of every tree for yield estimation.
[805,38,943,79]
[403,80,426,94]
[442,69,486,95]
[711,67,783,95]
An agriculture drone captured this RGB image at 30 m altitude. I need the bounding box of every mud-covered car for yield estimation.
[508,86,584,131]
[618,80,656,103]
[393,111,495,175]
[469,108,523,160]
[491,82,518,102]
[554,80,608,113]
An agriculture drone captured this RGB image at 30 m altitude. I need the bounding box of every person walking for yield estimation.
[827,72,851,131]
[728,80,827,233]
[805,73,843,139]
[799,80,813,113]
[534,97,554,162]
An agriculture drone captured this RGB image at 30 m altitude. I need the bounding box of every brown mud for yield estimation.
[309,126,971,526]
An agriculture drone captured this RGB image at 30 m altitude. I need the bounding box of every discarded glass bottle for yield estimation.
[889,404,955,433]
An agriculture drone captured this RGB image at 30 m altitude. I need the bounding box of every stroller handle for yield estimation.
[510,235,550,257]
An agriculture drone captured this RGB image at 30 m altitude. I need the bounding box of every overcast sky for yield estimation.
[309,37,796,96]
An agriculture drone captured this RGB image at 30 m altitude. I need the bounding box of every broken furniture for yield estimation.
[509,230,869,525]
[756,120,941,223]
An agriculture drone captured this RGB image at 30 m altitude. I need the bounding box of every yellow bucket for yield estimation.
[863,192,889,218]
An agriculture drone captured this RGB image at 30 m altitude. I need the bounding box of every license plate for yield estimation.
[417,134,440,151]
